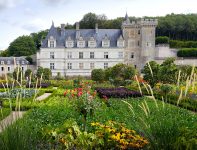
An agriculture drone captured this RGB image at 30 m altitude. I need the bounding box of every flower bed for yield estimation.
[96,87,142,98]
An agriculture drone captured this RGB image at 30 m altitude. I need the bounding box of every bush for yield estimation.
[96,87,142,98]
[156,36,169,45]
[170,40,197,48]
[91,69,105,82]
[25,56,33,64]
[177,48,197,57]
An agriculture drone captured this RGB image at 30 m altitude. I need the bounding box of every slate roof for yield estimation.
[41,23,123,48]
[0,57,29,65]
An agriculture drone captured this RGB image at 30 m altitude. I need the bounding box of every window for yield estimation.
[50,41,54,48]
[90,63,94,69]
[147,42,151,47]
[138,30,140,34]
[50,52,54,59]
[79,63,84,69]
[104,52,108,59]
[21,67,24,71]
[67,52,72,59]
[7,60,10,65]
[104,63,108,69]
[50,63,55,70]
[131,52,134,59]
[77,41,85,48]
[22,61,25,65]
[67,63,72,69]
[79,52,83,59]
[118,52,123,58]
[1,67,4,71]
[1,61,4,65]
[90,52,94,59]
[102,41,110,47]
[88,41,96,48]
[8,67,10,71]
[134,65,137,69]
[138,41,140,46]
[16,61,20,65]
[66,41,74,48]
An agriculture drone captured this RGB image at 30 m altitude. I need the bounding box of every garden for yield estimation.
[0,60,197,150]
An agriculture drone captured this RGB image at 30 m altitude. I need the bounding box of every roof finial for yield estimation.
[124,11,130,24]
[52,20,54,27]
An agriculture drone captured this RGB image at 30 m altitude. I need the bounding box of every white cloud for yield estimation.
[0,0,23,10]
[41,0,70,6]
[21,18,48,32]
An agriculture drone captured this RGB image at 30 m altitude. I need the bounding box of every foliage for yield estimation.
[0,49,9,57]
[170,40,197,48]
[30,30,48,50]
[24,69,32,78]
[91,69,105,82]
[156,36,169,45]
[160,84,174,100]
[47,119,99,149]
[96,87,142,98]
[142,61,160,87]
[177,48,197,57]
[108,63,136,86]
[174,127,197,150]
[0,108,11,121]
[8,35,36,56]
[159,58,178,84]
[91,121,149,149]
[13,67,23,81]
[25,56,33,64]
[36,67,51,80]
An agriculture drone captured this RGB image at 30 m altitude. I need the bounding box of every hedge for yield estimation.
[177,48,197,57]
[170,40,197,48]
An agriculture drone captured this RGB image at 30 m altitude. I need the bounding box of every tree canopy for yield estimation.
[8,36,37,56]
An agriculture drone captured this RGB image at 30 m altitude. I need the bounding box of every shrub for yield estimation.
[96,87,142,98]
[91,69,105,82]
[156,36,169,45]
[25,56,33,64]
[170,40,197,48]
[177,48,197,57]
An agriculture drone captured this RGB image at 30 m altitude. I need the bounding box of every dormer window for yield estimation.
[117,35,125,48]
[88,37,96,48]
[102,34,110,48]
[22,61,25,65]
[7,60,10,65]
[48,36,56,48]
[1,61,4,65]
[77,36,85,48]
[65,36,74,48]
[16,61,20,65]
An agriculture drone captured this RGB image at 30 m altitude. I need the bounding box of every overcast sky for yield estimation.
[0,0,196,50]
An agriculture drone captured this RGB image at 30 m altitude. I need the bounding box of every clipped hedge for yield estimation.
[170,40,197,48]
[177,48,197,57]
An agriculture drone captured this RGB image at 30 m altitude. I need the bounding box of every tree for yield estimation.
[30,30,48,50]
[91,69,105,82]
[13,67,23,81]
[159,58,178,84]
[25,56,33,64]
[142,61,160,87]
[25,69,32,78]
[36,67,51,80]
[43,68,52,80]
[8,36,37,56]
[0,50,9,57]
[155,36,169,45]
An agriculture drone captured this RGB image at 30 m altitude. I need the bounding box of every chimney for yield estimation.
[61,24,65,36]
[95,23,98,34]
[76,22,80,39]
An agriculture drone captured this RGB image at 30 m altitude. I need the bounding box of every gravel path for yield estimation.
[36,93,52,101]
[0,111,26,133]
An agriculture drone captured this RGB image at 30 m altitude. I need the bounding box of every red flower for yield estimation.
[78,88,83,92]
[103,95,108,100]
[78,91,83,97]
[63,91,67,97]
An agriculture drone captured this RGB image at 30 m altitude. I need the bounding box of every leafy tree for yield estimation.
[159,58,178,84]
[0,50,9,57]
[36,67,51,80]
[25,69,32,78]
[43,68,52,80]
[13,67,23,81]
[142,61,160,87]
[8,36,36,56]
[30,30,48,50]
[91,69,105,82]
[25,56,33,64]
